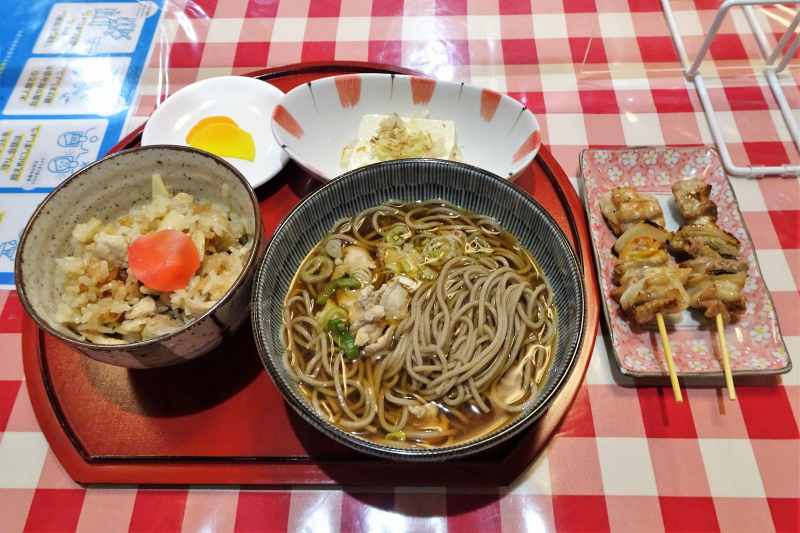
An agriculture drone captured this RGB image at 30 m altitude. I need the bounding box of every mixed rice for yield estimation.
[55,174,251,344]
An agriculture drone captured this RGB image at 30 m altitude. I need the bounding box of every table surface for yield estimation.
[1,1,799,532]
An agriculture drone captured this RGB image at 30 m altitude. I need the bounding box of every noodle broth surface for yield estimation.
[281,201,556,448]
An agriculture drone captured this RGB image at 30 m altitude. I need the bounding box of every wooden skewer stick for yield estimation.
[715,313,736,401]
[656,313,683,402]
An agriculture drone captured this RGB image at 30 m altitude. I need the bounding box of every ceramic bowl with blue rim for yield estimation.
[251,159,585,460]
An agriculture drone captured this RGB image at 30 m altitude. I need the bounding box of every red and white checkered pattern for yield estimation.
[3,0,799,531]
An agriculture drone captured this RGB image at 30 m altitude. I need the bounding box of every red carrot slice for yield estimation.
[128,229,201,292]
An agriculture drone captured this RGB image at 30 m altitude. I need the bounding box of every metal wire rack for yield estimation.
[662,0,800,176]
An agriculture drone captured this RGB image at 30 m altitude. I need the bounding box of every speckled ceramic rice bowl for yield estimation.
[15,145,264,368]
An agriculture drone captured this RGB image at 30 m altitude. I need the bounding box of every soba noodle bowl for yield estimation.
[281,200,556,448]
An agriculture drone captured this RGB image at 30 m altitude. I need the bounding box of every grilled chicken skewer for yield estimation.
[601,190,683,401]
[611,226,687,402]
[670,179,746,323]
[671,178,743,399]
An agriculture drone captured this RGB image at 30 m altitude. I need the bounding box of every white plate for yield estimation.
[271,73,541,181]
[142,76,288,188]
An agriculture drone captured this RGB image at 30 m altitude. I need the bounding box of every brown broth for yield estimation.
[283,201,557,449]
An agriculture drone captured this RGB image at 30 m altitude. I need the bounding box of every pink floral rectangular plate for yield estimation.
[580,146,791,377]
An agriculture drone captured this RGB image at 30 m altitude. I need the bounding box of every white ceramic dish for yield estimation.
[142,76,289,188]
[271,74,541,181]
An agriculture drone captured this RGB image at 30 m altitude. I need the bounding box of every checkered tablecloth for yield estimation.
[1,0,798,531]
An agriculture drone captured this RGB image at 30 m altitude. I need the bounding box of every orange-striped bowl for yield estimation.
[271,73,541,181]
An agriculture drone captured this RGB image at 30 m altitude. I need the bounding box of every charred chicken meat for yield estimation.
[600,187,666,236]
[671,178,717,224]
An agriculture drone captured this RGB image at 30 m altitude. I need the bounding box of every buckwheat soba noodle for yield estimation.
[280,200,556,448]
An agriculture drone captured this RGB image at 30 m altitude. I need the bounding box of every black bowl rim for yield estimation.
[251,158,586,461]
[14,144,264,351]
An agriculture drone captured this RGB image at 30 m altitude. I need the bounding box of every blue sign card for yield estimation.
[0,0,164,287]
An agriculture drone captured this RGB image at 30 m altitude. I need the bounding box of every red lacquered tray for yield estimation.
[22,62,600,486]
